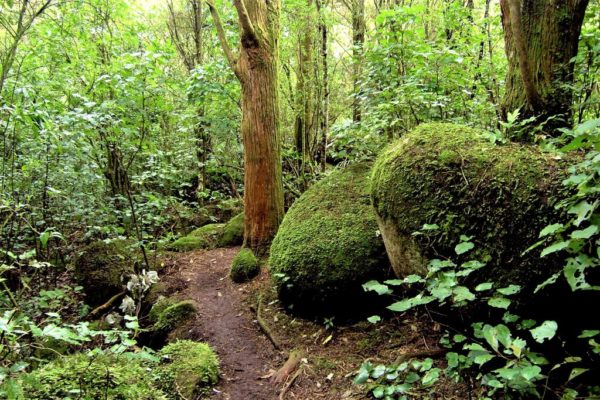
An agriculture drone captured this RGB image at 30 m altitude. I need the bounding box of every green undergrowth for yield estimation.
[230,248,259,283]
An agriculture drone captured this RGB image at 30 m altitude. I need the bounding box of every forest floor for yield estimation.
[158,247,465,400]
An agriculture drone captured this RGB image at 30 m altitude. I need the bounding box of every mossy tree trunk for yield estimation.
[208,0,284,253]
[500,0,589,140]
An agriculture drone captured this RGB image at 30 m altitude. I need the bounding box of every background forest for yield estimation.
[1,0,599,399]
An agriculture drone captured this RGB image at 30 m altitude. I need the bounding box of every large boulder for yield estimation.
[166,223,225,252]
[269,162,390,317]
[371,123,570,288]
[73,240,136,306]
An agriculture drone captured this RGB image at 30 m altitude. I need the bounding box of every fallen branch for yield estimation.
[250,292,281,350]
[279,366,303,400]
[393,348,445,365]
[272,349,303,385]
[87,291,126,319]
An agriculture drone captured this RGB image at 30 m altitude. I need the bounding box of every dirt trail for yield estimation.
[171,247,280,400]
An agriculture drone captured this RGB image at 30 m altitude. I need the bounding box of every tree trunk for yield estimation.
[500,0,589,139]
[208,0,284,253]
[351,0,365,123]
[316,0,329,172]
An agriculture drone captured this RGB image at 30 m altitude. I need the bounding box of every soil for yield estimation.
[157,247,468,400]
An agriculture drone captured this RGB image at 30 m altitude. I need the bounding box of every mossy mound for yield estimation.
[22,353,166,399]
[157,340,219,399]
[150,298,197,332]
[220,213,244,247]
[230,248,259,283]
[269,162,390,316]
[166,223,225,252]
[371,123,570,288]
[73,240,136,306]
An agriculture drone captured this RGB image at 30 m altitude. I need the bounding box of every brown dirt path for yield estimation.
[168,247,280,400]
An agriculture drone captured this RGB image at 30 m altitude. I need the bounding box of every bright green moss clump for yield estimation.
[220,213,244,246]
[371,123,570,287]
[230,248,259,283]
[167,223,225,252]
[150,298,198,331]
[22,353,166,400]
[157,340,220,399]
[269,162,390,316]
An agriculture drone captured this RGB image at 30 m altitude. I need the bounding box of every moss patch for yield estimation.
[371,123,571,288]
[151,299,198,332]
[269,162,390,317]
[220,213,244,247]
[73,240,136,306]
[167,223,225,252]
[230,248,259,283]
[22,353,166,399]
[157,340,219,399]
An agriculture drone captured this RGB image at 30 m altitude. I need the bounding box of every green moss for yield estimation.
[269,162,390,317]
[167,223,225,252]
[230,248,259,283]
[371,123,571,288]
[152,299,197,331]
[22,353,167,399]
[157,340,219,399]
[73,240,136,306]
[220,213,244,247]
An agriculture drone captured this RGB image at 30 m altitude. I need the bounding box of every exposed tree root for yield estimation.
[87,291,126,319]
[250,292,281,350]
[272,349,303,385]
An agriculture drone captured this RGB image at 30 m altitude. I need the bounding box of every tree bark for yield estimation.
[351,0,365,122]
[500,0,589,139]
[208,0,284,253]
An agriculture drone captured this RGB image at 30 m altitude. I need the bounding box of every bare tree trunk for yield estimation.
[500,0,589,139]
[208,0,284,253]
[316,0,329,172]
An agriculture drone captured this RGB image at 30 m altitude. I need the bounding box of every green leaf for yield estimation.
[452,286,475,303]
[455,241,474,255]
[387,295,433,312]
[539,223,564,238]
[568,367,588,382]
[530,321,558,343]
[487,297,511,309]
[520,365,542,380]
[421,368,440,386]
[534,272,561,293]
[540,241,569,258]
[475,282,493,291]
[568,201,595,227]
[367,315,381,324]
[422,223,440,231]
[578,330,600,339]
[496,285,521,296]
[362,280,391,295]
[571,225,598,240]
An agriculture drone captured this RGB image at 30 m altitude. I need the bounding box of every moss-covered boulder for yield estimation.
[269,162,390,316]
[157,340,219,399]
[166,223,225,252]
[371,123,570,287]
[149,297,198,332]
[230,248,259,283]
[22,353,166,399]
[73,240,136,306]
[220,213,244,247]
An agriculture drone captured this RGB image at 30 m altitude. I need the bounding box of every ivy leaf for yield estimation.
[452,286,475,303]
[530,321,558,343]
[455,241,474,255]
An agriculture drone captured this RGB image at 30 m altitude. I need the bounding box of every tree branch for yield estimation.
[206,1,240,77]
[232,0,257,43]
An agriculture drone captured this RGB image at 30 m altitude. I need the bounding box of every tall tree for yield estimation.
[207,0,284,252]
[351,0,365,122]
[500,0,589,139]
[167,0,211,200]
